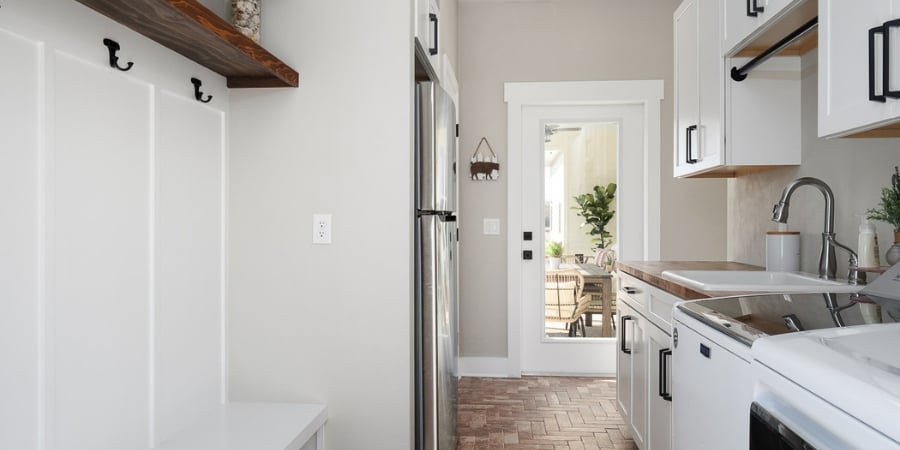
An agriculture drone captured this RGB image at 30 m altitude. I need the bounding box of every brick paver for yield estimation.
[457,376,637,450]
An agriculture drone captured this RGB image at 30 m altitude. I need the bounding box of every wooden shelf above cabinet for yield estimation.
[74,0,299,88]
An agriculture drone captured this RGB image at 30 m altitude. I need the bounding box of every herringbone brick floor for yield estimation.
[456,376,637,450]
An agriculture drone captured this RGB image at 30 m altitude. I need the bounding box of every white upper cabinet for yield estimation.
[818,0,900,137]
[674,0,801,178]
[723,0,805,56]
[415,0,442,80]
[674,0,724,177]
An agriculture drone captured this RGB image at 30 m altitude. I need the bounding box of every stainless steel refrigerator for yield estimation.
[415,81,458,450]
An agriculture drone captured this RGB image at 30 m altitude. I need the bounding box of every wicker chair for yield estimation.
[585,249,617,330]
[560,254,589,264]
[544,270,591,337]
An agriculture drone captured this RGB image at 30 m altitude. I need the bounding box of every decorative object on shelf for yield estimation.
[866,166,900,265]
[573,183,617,251]
[190,77,213,103]
[232,0,261,43]
[102,38,134,71]
[546,241,563,270]
[469,137,500,181]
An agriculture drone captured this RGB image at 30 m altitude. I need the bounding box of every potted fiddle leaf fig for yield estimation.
[573,183,617,251]
[546,241,563,270]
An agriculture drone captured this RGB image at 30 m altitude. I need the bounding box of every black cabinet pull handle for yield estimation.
[686,125,698,164]
[885,18,900,98]
[620,315,634,354]
[623,286,638,295]
[753,0,765,15]
[659,348,673,401]
[429,13,439,56]
[871,25,887,102]
[746,0,763,17]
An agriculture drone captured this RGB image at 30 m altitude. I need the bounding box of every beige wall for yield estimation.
[227,1,415,449]
[457,0,727,360]
[728,51,900,272]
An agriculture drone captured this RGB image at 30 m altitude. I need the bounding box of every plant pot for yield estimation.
[548,257,561,270]
[886,231,900,266]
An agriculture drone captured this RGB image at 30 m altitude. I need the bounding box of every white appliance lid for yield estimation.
[752,323,900,444]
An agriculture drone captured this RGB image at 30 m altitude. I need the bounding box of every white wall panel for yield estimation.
[50,52,151,450]
[0,27,41,450]
[153,91,226,445]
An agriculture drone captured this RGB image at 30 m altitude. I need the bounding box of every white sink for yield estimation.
[660,270,864,293]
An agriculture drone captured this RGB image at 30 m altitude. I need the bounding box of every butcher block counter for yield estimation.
[616,260,763,300]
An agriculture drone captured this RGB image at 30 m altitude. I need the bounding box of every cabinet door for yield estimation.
[819,0,898,137]
[617,299,648,449]
[695,0,723,171]
[647,324,673,450]
[414,0,441,79]
[672,321,753,450]
[616,300,634,427]
[723,0,761,55]
[723,0,798,56]
[675,0,723,177]
[674,0,700,177]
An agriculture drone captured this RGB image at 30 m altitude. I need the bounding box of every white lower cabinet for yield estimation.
[617,300,649,449]
[617,273,676,450]
[647,324,673,450]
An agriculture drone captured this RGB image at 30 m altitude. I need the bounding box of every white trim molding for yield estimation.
[458,357,510,378]
[504,80,663,377]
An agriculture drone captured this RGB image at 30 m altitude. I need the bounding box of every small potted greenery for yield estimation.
[573,183,617,251]
[546,241,563,270]
[866,167,900,264]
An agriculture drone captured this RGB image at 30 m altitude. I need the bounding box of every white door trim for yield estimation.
[504,80,663,377]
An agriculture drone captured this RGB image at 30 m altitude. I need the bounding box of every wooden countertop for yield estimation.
[616,260,764,300]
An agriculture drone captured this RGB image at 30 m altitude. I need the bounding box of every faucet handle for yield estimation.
[847,265,868,285]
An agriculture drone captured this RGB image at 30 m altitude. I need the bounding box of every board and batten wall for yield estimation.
[728,51,900,272]
[0,1,228,448]
[456,0,727,366]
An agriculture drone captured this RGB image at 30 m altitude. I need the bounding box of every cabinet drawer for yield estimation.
[618,272,649,310]
[647,285,678,329]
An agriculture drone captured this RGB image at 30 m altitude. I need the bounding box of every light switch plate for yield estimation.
[484,218,500,235]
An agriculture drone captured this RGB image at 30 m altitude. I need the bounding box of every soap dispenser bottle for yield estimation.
[858,218,880,268]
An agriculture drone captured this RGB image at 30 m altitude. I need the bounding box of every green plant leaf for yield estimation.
[572,182,617,250]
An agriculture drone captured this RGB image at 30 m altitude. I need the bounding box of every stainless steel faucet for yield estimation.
[771,177,864,284]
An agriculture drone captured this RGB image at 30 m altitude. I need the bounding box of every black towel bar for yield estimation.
[731,17,818,82]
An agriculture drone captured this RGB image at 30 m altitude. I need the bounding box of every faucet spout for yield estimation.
[771,177,841,280]
[772,177,835,233]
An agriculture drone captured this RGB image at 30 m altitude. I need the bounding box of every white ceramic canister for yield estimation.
[766,231,800,272]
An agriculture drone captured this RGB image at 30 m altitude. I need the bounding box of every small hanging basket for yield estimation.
[469,137,500,181]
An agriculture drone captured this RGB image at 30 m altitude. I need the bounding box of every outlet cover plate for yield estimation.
[313,213,332,244]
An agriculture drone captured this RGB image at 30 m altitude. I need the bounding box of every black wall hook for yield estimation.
[102,38,134,71]
[190,78,213,103]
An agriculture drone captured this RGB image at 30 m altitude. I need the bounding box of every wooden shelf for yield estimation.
[74,0,299,88]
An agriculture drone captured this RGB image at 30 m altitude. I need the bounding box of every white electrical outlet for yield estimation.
[313,213,332,244]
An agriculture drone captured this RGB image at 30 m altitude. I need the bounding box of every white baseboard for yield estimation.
[458,357,510,377]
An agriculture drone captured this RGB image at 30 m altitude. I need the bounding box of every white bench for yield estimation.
[153,403,327,450]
